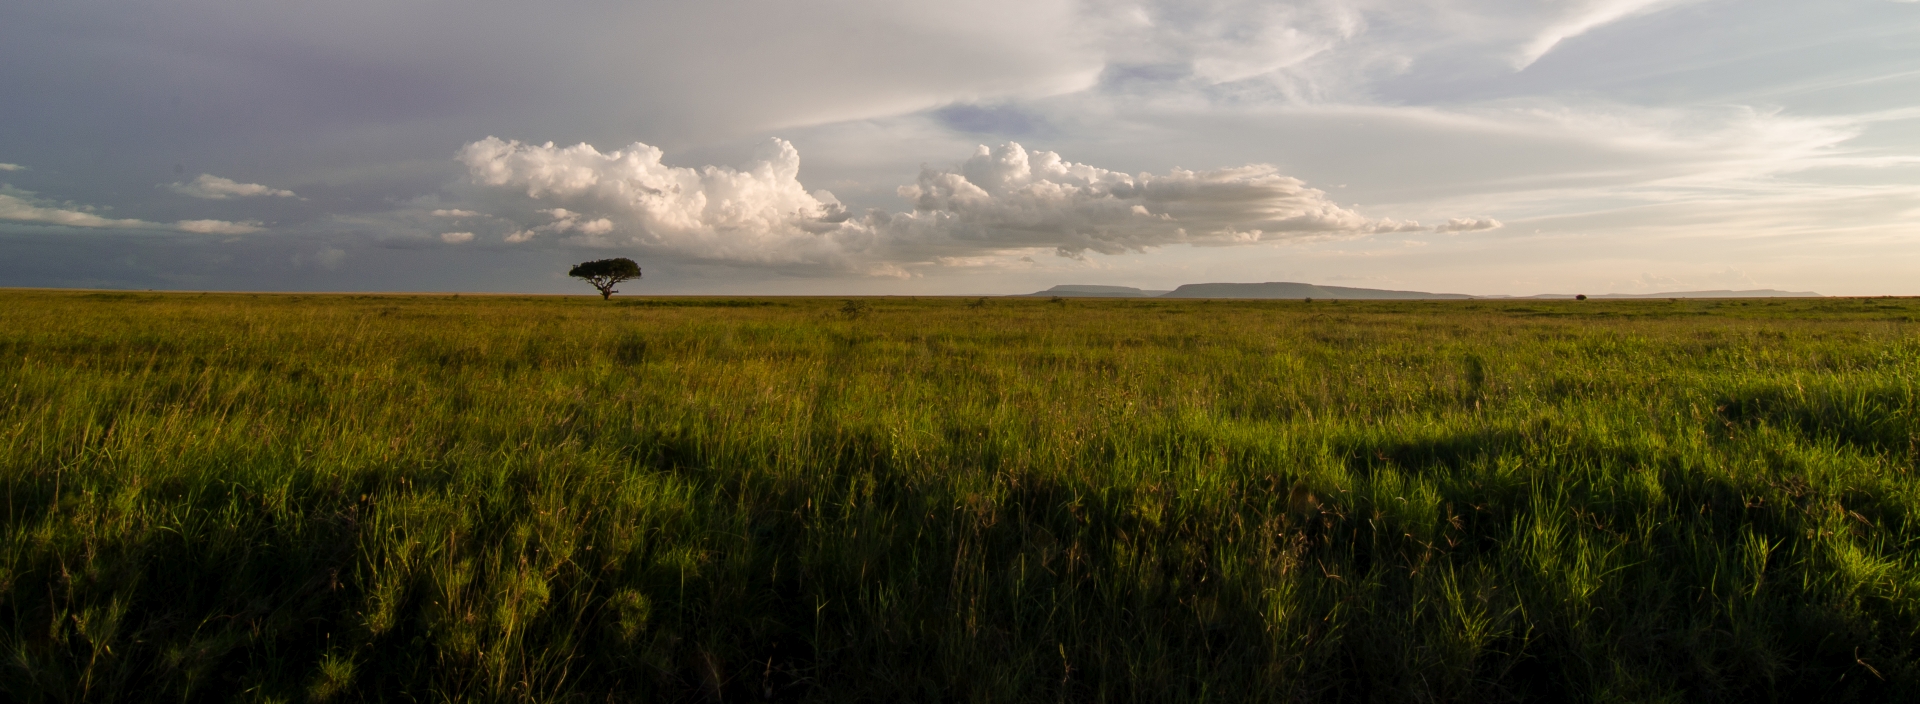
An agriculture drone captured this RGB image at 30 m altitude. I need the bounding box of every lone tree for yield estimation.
[569,258,641,300]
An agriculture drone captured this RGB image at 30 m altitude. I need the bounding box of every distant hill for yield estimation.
[1017,285,1172,298]
[1016,282,1823,300]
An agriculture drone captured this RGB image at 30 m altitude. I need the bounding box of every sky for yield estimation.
[1,0,1916,296]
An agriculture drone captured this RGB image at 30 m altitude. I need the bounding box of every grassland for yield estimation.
[2,290,1918,702]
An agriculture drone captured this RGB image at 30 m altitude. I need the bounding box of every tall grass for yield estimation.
[2,291,1917,701]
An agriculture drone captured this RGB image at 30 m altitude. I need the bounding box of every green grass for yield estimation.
[2,290,1918,702]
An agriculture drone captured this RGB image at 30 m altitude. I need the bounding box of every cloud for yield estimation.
[168,174,296,199]
[1093,0,1365,87]
[431,208,480,217]
[1,189,266,234]
[460,136,871,264]
[889,142,1427,258]
[440,231,475,243]
[1435,217,1502,232]
[0,163,23,171]
[1,191,154,229]
[175,219,266,234]
[1513,0,1692,69]
[503,208,615,243]
[292,247,347,270]
[459,137,1477,270]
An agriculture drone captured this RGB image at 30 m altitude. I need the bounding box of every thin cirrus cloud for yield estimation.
[1510,0,1695,69]
[168,174,296,200]
[1089,0,1365,87]
[0,190,263,234]
[457,136,1488,271]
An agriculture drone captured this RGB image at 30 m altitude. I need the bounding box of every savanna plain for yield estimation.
[3,290,1919,702]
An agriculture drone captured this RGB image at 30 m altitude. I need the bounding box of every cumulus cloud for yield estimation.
[1,189,267,234]
[440,231,475,243]
[459,136,871,264]
[1435,217,1503,232]
[431,209,480,217]
[889,142,1426,257]
[0,163,24,171]
[458,136,1491,272]
[168,173,296,199]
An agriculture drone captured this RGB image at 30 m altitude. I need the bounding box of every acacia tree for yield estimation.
[568,258,641,300]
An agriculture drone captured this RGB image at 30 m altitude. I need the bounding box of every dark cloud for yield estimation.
[933,104,1050,137]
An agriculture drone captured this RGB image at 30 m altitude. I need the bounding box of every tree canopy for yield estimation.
[568,258,641,300]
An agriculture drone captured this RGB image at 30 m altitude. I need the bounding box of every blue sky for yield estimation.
[2,0,1916,295]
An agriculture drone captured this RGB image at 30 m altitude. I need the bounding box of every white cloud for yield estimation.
[1512,0,1693,69]
[1435,217,1502,232]
[888,142,1430,258]
[502,208,617,243]
[440,231,475,243]
[168,174,296,199]
[1,189,266,234]
[431,208,480,217]
[1,191,153,228]
[459,137,1480,271]
[461,136,870,264]
[0,163,24,171]
[175,219,265,234]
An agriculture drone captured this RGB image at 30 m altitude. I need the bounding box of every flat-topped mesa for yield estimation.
[1015,285,1172,298]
